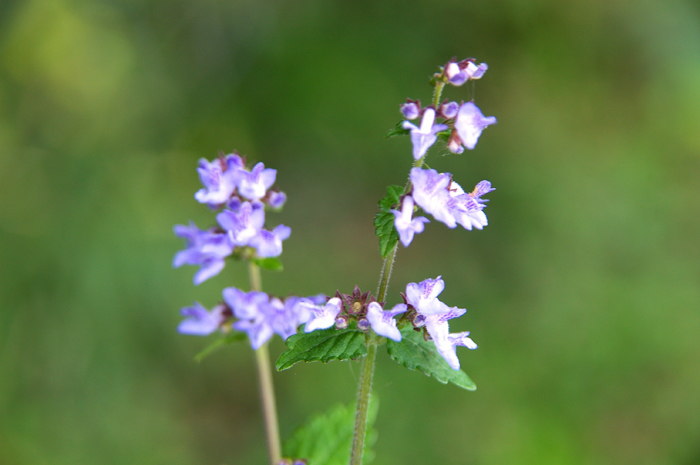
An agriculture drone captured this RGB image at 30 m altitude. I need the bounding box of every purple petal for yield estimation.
[304,297,342,332]
[455,102,496,150]
[366,302,405,341]
[217,201,265,246]
[178,303,227,336]
[409,168,457,227]
[392,196,429,247]
[238,162,277,200]
[193,259,226,285]
[222,287,269,320]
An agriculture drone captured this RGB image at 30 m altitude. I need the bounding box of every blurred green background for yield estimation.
[1,0,699,464]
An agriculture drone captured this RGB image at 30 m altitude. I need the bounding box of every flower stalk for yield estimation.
[349,74,449,465]
[249,262,282,465]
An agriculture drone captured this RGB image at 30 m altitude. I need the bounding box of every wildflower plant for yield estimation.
[173,57,497,465]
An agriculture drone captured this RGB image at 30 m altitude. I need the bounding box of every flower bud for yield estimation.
[401,101,420,120]
[335,315,349,329]
[440,101,459,119]
[357,318,370,331]
[267,191,287,209]
[445,62,467,86]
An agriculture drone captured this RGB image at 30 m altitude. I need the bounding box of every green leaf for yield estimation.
[386,121,410,138]
[283,398,378,465]
[276,328,367,371]
[378,185,403,210]
[373,211,399,258]
[387,327,477,391]
[194,332,247,363]
[374,185,403,258]
[252,256,284,271]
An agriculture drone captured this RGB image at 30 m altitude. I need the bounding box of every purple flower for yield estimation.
[173,222,233,284]
[222,287,269,320]
[250,224,291,258]
[392,196,429,247]
[366,302,407,341]
[445,60,489,86]
[237,162,277,201]
[263,297,301,341]
[216,201,265,246]
[228,291,305,349]
[304,297,343,333]
[405,276,453,316]
[405,277,474,370]
[284,296,322,326]
[454,102,496,151]
[410,168,494,231]
[409,168,456,227]
[178,303,230,335]
[194,154,243,206]
[401,108,448,160]
[234,313,273,350]
[446,180,495,230]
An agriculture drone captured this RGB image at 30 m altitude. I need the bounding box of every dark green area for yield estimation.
[283,398,377,465]
[1,0,699,464]
[276,328,367,371]
[387,327,477,391]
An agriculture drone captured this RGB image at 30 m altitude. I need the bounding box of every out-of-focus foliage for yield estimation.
[1,0,699,464]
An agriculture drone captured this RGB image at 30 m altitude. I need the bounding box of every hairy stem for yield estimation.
[432,80,446,108]
[248,262,282,465]
[349,334,378,465]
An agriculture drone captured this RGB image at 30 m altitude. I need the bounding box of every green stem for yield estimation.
[349,335,378,465]
[432,80,446,108]
[349,74,446,465]
[248,262,282,465]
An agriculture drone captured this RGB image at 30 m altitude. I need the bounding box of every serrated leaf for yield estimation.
[387,327,477,391]
[276,328,367,371]
[194,332,247,363]
[378,185,403,210]
[374,185,403,258]
[252,256,284,271]
[386,121,410,138]
[373,211,399,258]
[283,398,378,465]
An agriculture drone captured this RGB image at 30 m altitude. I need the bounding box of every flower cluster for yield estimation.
[175,153,306,349]
[401,58,496,159]
[391,150,495,248]
[177,284,410,348]
[392,59,497,248]
[303,286,407,341]
[403,277,477,370]
[173,153,290,285]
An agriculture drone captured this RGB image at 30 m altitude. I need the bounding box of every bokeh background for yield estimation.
[1,0,699,464]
